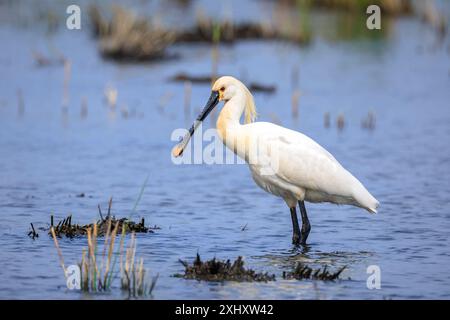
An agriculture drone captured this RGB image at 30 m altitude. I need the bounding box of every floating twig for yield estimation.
[28,223,39,239]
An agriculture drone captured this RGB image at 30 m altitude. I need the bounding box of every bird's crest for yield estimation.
[243,85,257,124]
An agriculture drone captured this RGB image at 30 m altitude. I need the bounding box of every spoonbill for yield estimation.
[172,76,379,245]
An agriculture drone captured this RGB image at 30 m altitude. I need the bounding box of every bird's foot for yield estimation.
[292,233,301,245]
[299,224,311,245]
[299,234,308,245]
[293,231,309,246]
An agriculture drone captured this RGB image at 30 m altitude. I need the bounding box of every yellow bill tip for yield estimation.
[172,145,184,158]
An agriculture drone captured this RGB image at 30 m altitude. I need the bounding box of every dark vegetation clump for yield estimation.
[86,1,446,62]
[49,215,152,238]
[88,5,310,62]
[282,263,347,281]
[88,5,175,61]
[170,73,276,93]
[46,198,156,238]
[176,18,310,44]
[175,254,276,282]
[50,219,158,296]
[292,0,413,15]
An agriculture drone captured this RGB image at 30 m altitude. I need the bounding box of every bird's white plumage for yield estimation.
[213,76,379,213]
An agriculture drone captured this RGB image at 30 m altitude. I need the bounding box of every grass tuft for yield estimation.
[51,222,157,297]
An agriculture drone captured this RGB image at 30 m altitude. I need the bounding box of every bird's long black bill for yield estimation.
[172,90,219,157]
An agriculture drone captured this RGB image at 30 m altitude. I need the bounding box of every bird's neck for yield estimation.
[216,93,246,145]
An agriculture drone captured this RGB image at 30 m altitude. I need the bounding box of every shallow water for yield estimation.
[0,1,450,299]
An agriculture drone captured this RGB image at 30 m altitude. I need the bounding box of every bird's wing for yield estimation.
[244,122,356,197]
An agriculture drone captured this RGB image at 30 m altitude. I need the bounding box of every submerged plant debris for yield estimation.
[282,263,347,281]
[175,254,276,282]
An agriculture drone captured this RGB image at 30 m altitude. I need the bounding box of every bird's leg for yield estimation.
[290,207,301,245]
[298,201,311,245]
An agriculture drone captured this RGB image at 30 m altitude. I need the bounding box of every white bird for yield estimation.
[173,76,379,245]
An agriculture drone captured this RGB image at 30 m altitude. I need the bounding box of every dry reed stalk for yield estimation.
[210,52,218,124]
[118,227,127,288]
[324,112,331,128]
[337,114,345,130]
[63,60,71,109]
[93,223,98,253]
[99,218,112,284]
[211,46,219,84]
[81,97,88,119]
[87,226,99,290]
[123,233,133,288]
[148,273,159,295]
[104,221,119,286]
[137,258,144,295]
[105,86,118,110]
[184,81,192,122]
[17,89,24,117]
[123,232,137,294]
[50,212,155,294]
[291,89,301,119]
[107,197,113,218]
[50,226,66,278]
[291,66,299,89]
[127,233,136,283]
[81,248,88,290]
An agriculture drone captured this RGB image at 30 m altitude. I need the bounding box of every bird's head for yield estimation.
[212,76,241,102]
[172,76,257,157]
[212,76,257,124]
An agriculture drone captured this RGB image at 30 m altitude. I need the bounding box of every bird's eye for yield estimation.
[220,87,225,92]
